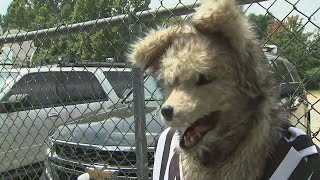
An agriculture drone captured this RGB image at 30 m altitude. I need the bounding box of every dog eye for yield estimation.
[197,74,215,86]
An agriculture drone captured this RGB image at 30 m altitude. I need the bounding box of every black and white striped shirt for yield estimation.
[153,126,320,180]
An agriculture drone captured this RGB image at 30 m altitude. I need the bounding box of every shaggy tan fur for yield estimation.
[128,0,287,179]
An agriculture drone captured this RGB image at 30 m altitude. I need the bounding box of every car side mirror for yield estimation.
[279,82,303,98]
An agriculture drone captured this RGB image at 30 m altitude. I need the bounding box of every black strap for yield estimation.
[290,135,314,151]
[159,128,176,180]
[288,158,311,180]
[168,151,180,180]
[307,146,320,180]
[263,137,292,179]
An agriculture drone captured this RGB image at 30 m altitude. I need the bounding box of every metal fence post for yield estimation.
[129,10,149,180]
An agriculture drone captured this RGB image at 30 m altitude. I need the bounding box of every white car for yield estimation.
[0,62,129,178]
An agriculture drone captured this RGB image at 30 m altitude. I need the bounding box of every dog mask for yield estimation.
[128,0,273,155]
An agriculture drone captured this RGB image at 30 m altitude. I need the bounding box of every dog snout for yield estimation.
[161,105,174,121]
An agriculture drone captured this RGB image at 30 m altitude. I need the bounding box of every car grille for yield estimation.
[55,143,155,167]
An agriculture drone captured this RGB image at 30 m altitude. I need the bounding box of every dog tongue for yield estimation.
[180,111,220,149]
[183,123,210,148]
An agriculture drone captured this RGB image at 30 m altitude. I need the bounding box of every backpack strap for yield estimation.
[153,128,177,180]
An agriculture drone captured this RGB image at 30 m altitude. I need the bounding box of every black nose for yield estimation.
[161,105,174,121]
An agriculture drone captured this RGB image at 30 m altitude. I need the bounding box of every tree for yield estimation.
[267,15,318,74]
[248,13,274,41]
[304,31,320,89]
[309,30,320,61]
[4,0,152,64]
[26,0,76,64]
[6,0,77,30]
[64,0,151,62]
[72,0,100,22]
[262,15,320,78]
[5,0,35,31]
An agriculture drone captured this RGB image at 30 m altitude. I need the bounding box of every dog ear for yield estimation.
[191,0,253,54]
[128,26,179,73]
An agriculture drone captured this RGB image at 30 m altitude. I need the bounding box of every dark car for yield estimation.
[265,52,310,134]
[43,52,310,179]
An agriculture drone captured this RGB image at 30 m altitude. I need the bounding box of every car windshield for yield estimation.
[265,53,298,84]
[282,60,301,82]
[104,71,162,101]
[0,72,19,91]
[127,76,163,102]
[104,71,133,98]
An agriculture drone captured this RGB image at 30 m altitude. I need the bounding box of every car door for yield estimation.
[0,72,66,172]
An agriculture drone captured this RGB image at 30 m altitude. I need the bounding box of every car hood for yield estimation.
[51,100,164,147]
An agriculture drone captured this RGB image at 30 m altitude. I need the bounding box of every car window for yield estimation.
[273,60,294,83]
[56,71,108,104]
[144,76,163,100]
[125,76,163,102]
[283,61,301,82]
[104,71,132,98]
[3,72,59,110]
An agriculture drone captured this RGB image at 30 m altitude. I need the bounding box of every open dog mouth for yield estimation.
[180,111,220,149]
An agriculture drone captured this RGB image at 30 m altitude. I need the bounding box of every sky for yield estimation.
[0,0,12,15]
[149,0,320,32]
[0,0,319,32]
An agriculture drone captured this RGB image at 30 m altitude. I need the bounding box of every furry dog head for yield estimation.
[129,0,277,167]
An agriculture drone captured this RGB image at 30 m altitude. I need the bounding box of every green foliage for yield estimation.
[4,0,151,65]
[4,1,318,69]
[6,0,34,30]
[248,13,320,85]
[67,0,131,62]
[248,13,274,40]
[305,68,320,90]
[309,31,320,61]
[72,0,100,22]
[269,16,320,74]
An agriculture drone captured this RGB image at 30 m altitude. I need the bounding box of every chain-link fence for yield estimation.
[0,0,319,179]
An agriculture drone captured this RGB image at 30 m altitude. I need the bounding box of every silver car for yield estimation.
[44,76,164,179]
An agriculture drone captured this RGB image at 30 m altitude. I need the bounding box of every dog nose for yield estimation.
[161,105,174,121]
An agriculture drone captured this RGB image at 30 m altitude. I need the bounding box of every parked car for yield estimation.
[0,62,129,179]
[43,75,164,179]
[43,52,310,180]
[265,52,311,135]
